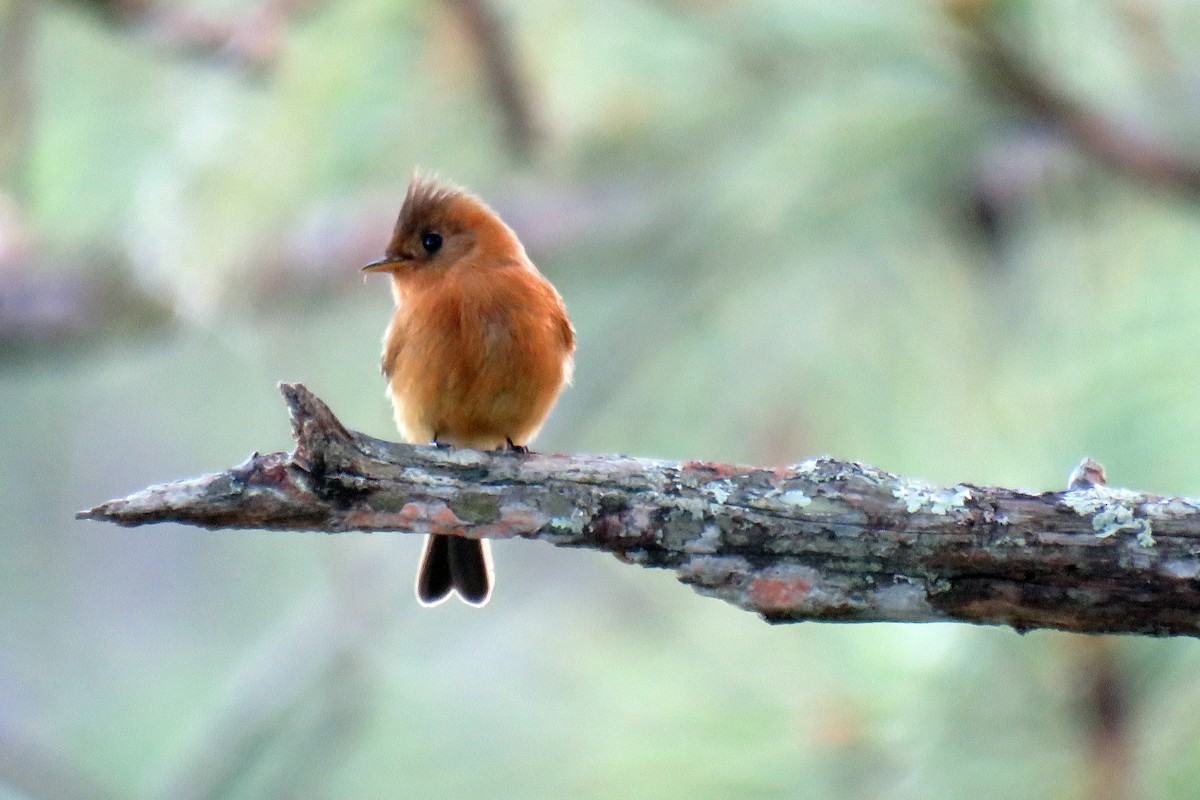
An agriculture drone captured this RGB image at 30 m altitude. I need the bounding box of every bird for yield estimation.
[363,174,575,607]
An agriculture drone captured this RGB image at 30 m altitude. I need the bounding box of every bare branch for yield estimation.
[0,0,35,197]
[67,0,328,72]
[1073,637,1134,800]
[444,0,545,160]
[78,383,1200,637]
[957,11,1200,197]
[0,259,171,355]
[0,726,119,800]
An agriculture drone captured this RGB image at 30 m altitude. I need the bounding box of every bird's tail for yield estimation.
[416,534,493,607]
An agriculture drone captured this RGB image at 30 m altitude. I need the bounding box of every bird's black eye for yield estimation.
[421,232,443,254]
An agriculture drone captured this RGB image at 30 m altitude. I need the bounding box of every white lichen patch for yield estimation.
[1160,559,1200,580]
[1062,486,1154,546]
[432,448,492,466]
[789,456,859,482]
[930,485,972,514]
[679,554,751,583]
[748,487,828,518]
[1101,507,1153,546]
[793,457,824,475]
[667,495,712,520]
[405,470,470,488]
[705,480,734,505]
[928,577,952,595]
[1135,524,1155,548]
[548,510,587,536]
[683,523,723,554]
[1061,485,1144,515]
[873,581,933,617]
[1140,496,1200,519]
[777,489,812,508]
[892,481,972,515]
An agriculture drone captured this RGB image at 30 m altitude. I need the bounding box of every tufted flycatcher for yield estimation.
[363,174,575,607]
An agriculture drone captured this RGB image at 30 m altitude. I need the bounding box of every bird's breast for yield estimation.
[383,266,572,448]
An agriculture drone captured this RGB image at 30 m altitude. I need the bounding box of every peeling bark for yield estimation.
[78,383,1200,637]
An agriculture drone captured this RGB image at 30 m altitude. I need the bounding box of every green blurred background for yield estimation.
[4,0,1200,797]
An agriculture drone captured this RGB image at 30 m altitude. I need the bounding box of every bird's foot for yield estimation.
[505,437,530,455]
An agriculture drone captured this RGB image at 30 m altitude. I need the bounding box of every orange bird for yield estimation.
[363,174,575,607]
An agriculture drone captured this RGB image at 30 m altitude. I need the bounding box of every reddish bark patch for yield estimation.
[398,501,428,526]
[499,505,545,532]
[430,505,463,525]
[749,575,813,612]
[429,503,466,534]
[769,466,800,482]
[473,505,547,540]
[254,457,295,489]
[682,461,743,482]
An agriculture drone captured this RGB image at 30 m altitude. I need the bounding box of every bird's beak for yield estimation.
[362,255,404,273]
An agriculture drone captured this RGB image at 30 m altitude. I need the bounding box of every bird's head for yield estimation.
[363,173,521,278]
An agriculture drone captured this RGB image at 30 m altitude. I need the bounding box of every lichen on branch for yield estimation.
[78,383,1200,637]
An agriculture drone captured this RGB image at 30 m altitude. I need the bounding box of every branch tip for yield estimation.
[75,505,105,521]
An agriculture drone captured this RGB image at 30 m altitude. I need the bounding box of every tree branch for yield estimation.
[444,0,544,161]
[0,0,35,198]
[67,0,328,73]
[78,383,1200,637]
[956,7,1200,197]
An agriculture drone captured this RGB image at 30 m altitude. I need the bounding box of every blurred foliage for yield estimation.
[5,0,1200,798]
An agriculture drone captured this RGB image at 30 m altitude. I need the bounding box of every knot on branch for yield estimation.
[279,381,354,472]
